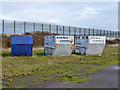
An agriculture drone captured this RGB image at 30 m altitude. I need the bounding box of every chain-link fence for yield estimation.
[1,20,119,38]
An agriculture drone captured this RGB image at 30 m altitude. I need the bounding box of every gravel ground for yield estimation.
[33,65,119,88]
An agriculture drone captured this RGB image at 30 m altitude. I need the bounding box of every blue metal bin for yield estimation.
[11,35,33,56]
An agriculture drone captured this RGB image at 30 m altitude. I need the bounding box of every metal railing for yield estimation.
[1,20,119,38]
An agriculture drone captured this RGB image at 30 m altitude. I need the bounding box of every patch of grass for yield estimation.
[84,66,108,74]
[1,46,118,87]
[1,49,12,57]
[61,73,90,83]
[65,83,70,85]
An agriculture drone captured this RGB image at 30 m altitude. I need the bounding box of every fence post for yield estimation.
[116,31,118,38]
[118,31,119,38]
[69,26,70,35]
[100,30,102,36]
[79,28,81,36]
[74,27,76,35]
[56,25,58,34]
[14,21,16,34]
[24,22,26,34]
[116,32,118,38]
[2,20,4,34]
[63,26,64,35]
[84,28,86,36]
[103,30,104,36]
[114,31,116,38]
[111,31,112,37]
[115,31,117,38]
[49,24,51,33]
[96,29,98,36]
[117,32,118,38]
[33,23,35,32]
[112,31,114,37]
[107,30,108,37]
[113,31,114,38]
[109,31,111,37]
[93,29,94,36]
[114,31,115,38]
[118,31,120,38]
[42,24,43,34]
[101,30,103,36]
[88,28,90,36]
[104,30,106,36]
[98,29,99,36]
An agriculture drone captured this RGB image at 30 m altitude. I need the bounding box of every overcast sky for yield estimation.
[1,2,118,31]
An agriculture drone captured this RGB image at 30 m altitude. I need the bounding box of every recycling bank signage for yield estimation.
[56,36,74,44]
[89,36,106,44]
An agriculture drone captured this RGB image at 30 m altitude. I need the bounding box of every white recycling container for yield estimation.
[75,36,106,55]
[44,35,74,56]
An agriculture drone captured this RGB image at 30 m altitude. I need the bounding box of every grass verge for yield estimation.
[1,46,118,88]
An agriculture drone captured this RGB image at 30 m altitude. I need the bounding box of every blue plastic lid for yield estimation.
[11,35,33,44]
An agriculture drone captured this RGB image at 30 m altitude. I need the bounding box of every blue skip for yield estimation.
[11,35,33,56]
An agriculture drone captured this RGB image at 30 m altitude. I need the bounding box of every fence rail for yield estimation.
[1,20,119,38]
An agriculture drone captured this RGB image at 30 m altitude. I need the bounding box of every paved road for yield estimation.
[33,65,118,88]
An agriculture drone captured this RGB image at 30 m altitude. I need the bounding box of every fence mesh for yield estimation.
[1,20,119,38]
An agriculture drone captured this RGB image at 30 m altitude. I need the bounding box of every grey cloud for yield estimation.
[1,2,118,31]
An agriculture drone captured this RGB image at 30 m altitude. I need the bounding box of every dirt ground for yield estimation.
[32,65,118,88]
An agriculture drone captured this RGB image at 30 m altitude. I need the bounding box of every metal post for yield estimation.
[33,23,35,32]
[115,31,117,38]
[93,29,94,36]
[49,24,51,33]
[79,28,81,35]
[84,28,86,36]
[2,20,4,34]
[74,27,76,35]
[113,31,114,38]
[111,31,112,37]
[109,31,110,37]
[118,31,120,38]
[24,22,26,34]
[103,30,104,36]
[118,31,119,38]
[115,31,116,38]
[104,30,105,36]
[117,32,118,38]
[114,31,115,38]
[56,25,58,34]
[111,31,113,37]
[117,31,118,38]
[42,24,43,34]
[69,26,70,35]
[100,30,102,36]
[114,31,116,38]
[98,29,100,36]
[117,31,119,38]
[110,31,111,37]
[88,28,90,36]
[63,26,64,35]
[107,30,108,37]
[96,29,98,36]
[14,21,16,34]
